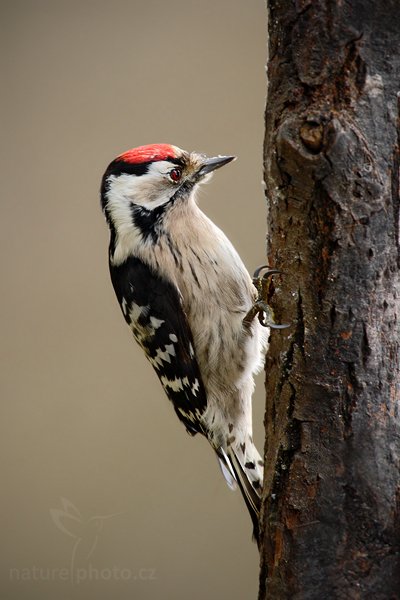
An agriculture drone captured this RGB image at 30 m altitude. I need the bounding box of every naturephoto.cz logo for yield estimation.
[9,498,156,585]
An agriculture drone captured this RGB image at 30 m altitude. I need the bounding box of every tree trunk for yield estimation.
[259,1,400,598]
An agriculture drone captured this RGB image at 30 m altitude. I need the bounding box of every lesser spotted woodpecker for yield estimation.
[100,143,271,542]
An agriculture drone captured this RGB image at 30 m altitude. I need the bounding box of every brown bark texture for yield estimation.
[259,1,400,598]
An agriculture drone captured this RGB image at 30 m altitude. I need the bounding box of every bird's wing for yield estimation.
[109,256,207,435]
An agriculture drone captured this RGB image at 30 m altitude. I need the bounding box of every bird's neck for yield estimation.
[109,190,200,267]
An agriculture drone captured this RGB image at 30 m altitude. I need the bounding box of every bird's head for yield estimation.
[100,143,235,240]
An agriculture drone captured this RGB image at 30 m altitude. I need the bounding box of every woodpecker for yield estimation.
[100,143,276,542]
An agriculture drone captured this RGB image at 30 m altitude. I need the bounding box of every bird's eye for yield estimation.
[169,168,182,182]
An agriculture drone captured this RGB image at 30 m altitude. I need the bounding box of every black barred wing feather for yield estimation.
[109,256,207,435]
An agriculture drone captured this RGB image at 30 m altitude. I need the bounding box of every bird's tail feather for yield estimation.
[217,444,263,545]
[229,448,262,544]
[217,447,238,491]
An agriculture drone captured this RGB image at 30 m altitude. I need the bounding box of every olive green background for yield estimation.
[1,1,268,598]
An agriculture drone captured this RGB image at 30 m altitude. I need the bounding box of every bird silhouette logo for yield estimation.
[50,497,121,581]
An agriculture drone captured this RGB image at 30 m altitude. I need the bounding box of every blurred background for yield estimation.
[1,1,268,598]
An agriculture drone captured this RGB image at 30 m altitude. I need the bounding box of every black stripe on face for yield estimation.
[104,156,186,181]
[112,156,184,174]
[130,204,167,243]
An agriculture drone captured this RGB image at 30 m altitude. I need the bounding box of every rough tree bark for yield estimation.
[259,1,400,598]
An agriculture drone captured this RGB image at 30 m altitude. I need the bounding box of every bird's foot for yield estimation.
[243,266,290,329]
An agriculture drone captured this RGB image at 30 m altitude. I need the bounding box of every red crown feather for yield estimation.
[118,144,177,164]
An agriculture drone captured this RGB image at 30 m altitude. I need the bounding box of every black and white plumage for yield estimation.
[100,144,268,541]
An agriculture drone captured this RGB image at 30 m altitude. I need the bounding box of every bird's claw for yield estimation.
[252,265,282,280]
[243,265,290,329]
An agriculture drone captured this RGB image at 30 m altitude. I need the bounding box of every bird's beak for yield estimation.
[196,155,236,177]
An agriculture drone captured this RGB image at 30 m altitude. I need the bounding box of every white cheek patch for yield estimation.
[106,168,178,265]
[108,173,139,197]
[147,161,176,177]
[107,164,178,212]
[141,161,179,208]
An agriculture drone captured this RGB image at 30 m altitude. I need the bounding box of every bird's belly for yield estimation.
[181,267,259,391]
